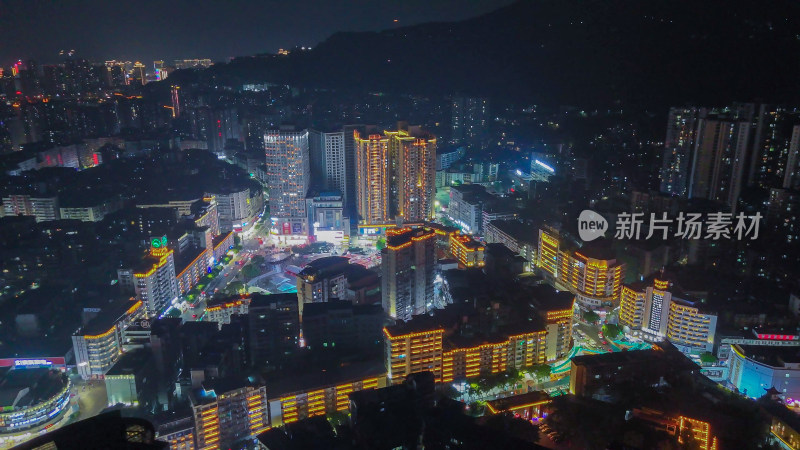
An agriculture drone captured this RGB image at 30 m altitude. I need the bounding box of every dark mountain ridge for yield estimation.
[199,0,800,108]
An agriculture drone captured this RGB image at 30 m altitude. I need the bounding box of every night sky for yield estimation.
[0,0,513,66]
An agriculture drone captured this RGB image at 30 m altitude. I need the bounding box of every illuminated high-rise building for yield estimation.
[117,236,179,317]
[355,130,390,225]
[381,227,436,320]
[132,62,146,86]
[170,86,181,118]
[355,126,437,224]
[659,107,704,197]
[385,127,437,222]
[537,226,624,309]
[619,276,717,354]
[265,128,311,236]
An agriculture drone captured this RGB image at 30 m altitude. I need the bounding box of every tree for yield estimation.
[250,255,265,266]
[699,352,718,364]
[530,364,551,380]
[241,263,260,280]
[376,237,386,250]
[602,323,622,339]
[227,281,245,294]
[234,235,241,246]
[584,310,600,323]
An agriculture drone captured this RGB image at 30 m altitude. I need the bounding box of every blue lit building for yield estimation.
[728,344,800,400]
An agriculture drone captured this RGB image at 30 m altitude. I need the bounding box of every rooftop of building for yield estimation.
[573,239,617,262]
[303,300,383,318]
[0,368,67,409]
[264,359,385,398]
[571,342,696,370]
[486,390,550,413]
[385,226,436,248]
[106,349,152,376]
[174,245,208,274]
[78,297,140,336]
[487,219,540,244]
[190,375,259,406]
[734,344,800,367]
[485,242,518,259]
[249,293,297,309]
[298,256,350,279]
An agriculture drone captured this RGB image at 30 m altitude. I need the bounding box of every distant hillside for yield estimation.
[204,0,800,107]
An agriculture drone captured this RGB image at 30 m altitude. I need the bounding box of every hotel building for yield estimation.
[537,226,624,309]
[619,276,718,354]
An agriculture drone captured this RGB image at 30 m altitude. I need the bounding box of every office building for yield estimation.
[72,299,145,380]
[659,107,704,196]
[117,236,179,317]
[190,380,269,450]
[305,191,349,245]
[210,188,251,232]
[381,227,436,321]
[265,129,311,237]
[354,130,390,225]
[447,184,513,234]
[619,276,718,354]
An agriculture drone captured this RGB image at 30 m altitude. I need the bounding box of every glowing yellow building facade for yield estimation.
[355,131,390,225]
[383,300,573,385]
[192,385,269,450]
[385,128,437,222]
[537,226,624,309]
[619,277,717,354]
[448,233,485,268]
[269,375,383,426]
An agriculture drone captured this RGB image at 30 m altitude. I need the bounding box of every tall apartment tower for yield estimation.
[355,130,391,225]
[659,107,703,197]
[323,131,347,201]
[265,128,311,235]
[343,125,366,224]
[386,126,437,222]
[381,227,436,321]
[451,96,489,148]
[748,105,800,190]
[688,115,752,211]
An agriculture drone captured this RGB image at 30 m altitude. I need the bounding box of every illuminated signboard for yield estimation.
[151,235,168,249]
[0,357,65,368]
[14,359,53,368]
